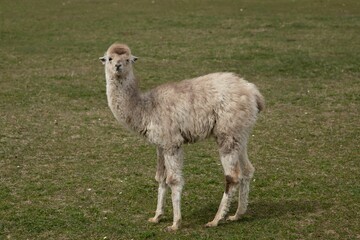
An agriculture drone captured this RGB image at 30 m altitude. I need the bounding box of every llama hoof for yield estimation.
[165,225,179,232]
[226,215,240,221]
[205,221,218,228]
[148,217,160,223]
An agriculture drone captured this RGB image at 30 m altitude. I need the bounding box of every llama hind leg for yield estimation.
[227,150,254,221]
[205,150,240,227]
[149,147,167,223]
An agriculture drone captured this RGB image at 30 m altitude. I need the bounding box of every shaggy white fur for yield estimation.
[100,43,264,231]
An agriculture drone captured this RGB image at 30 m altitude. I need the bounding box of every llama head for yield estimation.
[100,43,138,77]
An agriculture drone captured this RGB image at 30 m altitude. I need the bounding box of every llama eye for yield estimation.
[126,59,130,63]
[108,57,112,62]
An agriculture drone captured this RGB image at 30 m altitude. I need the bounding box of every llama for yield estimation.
[99,43,264,231]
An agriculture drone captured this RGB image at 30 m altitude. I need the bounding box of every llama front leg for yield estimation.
[148,182,167,223]
[167,181,183,231]
[164,147,184,231]
[149,147,167,223]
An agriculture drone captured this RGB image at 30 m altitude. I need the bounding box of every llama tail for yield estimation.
[255,91,265,113]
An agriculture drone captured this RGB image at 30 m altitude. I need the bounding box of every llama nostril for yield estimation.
[115,64,122,70]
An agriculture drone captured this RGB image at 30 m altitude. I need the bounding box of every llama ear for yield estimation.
[99,56,106,65]
[131,55,138,63]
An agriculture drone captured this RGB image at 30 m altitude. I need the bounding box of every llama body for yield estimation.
[100,43,264,231]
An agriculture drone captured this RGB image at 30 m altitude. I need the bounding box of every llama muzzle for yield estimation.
[115,63,123,72]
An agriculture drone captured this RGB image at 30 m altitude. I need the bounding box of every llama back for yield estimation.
[144,72,263,147]
[199,72,264,116]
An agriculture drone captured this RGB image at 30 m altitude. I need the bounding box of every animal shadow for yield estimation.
[244,199,326,221]
[191,199,327,225]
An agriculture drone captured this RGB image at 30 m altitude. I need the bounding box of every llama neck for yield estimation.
[106,71,147,134]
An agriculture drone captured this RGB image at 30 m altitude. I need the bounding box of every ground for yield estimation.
[0,0,359,239]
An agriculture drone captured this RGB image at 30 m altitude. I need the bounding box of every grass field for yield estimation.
[1,0,359,239]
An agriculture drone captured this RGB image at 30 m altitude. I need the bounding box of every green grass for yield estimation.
[1,0,359,239]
